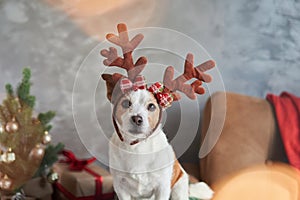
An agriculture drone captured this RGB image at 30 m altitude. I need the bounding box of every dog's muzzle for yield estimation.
[131,115,143,126]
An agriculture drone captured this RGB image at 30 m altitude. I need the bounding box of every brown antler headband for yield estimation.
[101,23,215,107]
[101,23,147,103]
[163,53,215,101]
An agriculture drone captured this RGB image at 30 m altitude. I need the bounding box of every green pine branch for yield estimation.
[17,68,35,108]
[38,111,56,131]
[5,84,13,96]
[34,143,64,177]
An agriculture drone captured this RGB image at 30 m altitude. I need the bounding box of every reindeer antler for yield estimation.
[101,24,215,104]
[100,23,147,80]
[163,53,215,100]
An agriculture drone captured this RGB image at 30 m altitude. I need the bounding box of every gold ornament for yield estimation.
[5,118,19,133]
[1,148,16,163]
[42,131,52,144]
[15,98,22,112]
[0,175,13,190]
[0,125,4,133]
[47,171,59,183]
[29,145,45,159]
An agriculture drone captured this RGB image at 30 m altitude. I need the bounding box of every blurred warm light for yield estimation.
[212,163,300,200]
[46,0,131,17]
[45,0,164,40]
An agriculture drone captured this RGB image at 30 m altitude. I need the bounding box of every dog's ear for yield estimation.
[101,73,123,103]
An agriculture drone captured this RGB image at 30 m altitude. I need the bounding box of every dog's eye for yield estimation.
[121,99,132,109]
[147,103,156,111]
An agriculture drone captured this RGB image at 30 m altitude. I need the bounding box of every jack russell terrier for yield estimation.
[101,23,215,200]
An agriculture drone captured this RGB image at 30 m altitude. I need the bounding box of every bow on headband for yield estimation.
[120,77,174,108]
[148,82,174,108]
[120,75,146,93]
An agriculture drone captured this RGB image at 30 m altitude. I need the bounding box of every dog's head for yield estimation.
[101,23,215,144]
[113,89,161,138]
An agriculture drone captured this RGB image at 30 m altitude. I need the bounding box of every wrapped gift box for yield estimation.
[53,161,114,200]
[23,177,53,200]
[1,177,52,200]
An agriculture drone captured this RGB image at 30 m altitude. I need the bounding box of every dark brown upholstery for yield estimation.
[199,92,287,186]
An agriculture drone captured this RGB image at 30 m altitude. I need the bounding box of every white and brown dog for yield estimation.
[101,23,215,200]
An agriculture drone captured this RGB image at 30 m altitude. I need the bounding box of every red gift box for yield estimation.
[53,150,114,200]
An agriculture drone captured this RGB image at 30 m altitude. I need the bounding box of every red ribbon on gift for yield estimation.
[55,150,114,200]
[60,150,96,171]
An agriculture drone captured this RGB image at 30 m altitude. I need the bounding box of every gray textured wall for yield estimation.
[1,0,299,162]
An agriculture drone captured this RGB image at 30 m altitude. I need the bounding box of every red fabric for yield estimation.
[266,92,300,170]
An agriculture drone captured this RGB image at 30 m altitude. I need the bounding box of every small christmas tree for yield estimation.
[0,68,63,192]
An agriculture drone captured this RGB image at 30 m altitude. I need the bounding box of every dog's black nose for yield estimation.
[131,115,143,126]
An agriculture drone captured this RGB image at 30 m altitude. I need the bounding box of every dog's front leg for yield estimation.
[154,185,171,200]
[115,187,132,200]
[113,177,132,200]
